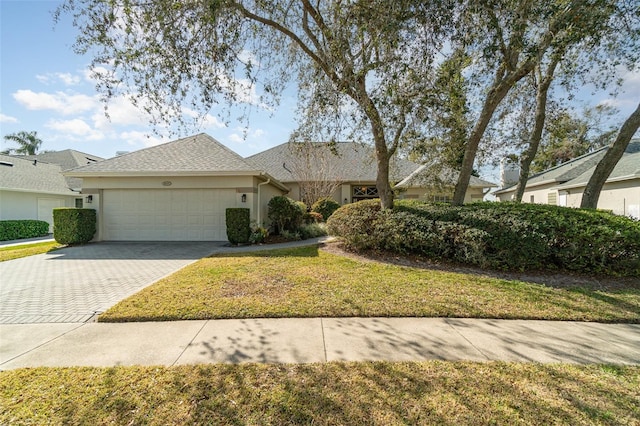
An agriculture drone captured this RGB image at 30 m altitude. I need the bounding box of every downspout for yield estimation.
[257,178,271,225]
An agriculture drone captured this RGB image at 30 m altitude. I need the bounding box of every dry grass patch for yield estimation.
[1,362,638,425]
[0,241,62,262]
[99,245,640,323]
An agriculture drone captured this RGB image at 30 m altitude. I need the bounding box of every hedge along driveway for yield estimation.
[99,245,640,323]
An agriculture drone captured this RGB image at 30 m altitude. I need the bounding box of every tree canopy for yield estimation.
[2,131,43,155]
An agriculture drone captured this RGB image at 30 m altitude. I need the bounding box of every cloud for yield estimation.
[119,131,167,147]
[45,118,104,140]
[36,73,82,86]
[228,127,266,144]
[13,90,97,115]
[0,113,18,123]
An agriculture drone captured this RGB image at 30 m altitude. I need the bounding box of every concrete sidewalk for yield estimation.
[1,317,638,370]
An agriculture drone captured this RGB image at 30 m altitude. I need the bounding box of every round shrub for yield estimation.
[53,208,96,245]
[267,196,304,234]
[327,200,382,250]
[312,197,341,221]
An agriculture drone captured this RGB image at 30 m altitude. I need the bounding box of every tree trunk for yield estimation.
[514,57,559,202]
[452,78,518,205]
[580,102,640,209]
[372,125,394,210]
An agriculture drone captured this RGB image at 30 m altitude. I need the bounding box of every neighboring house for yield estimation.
[64,134,288,241]
[0,154,81,232]
[494,140,640,218]
[24,150,104,191]
[247,141,496,205]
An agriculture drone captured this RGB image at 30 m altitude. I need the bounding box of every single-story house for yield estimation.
[0,154,82,231]
[494,139,640,218]
[65,134,288,241]
[247,141,496,205]
[65,134,496,242]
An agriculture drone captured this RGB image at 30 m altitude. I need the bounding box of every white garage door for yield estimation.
[103,189,236,241]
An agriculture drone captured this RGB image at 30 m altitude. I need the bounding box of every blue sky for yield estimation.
[1,0,638,183]
[0,0,298,159]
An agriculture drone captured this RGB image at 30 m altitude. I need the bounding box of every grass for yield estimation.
[0,241,62,262]
[1,362,638,425]
[99,245,640,323]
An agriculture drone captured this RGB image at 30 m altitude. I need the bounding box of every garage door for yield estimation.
[103,189,235,241]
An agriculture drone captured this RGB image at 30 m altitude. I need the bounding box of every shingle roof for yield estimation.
[557,140,640,189]
[20,150,105,189]
[494,145,609,194]
[0,154,76,196]
[67,134,261,175]
[246,142,419,183]
[395,163,496,189]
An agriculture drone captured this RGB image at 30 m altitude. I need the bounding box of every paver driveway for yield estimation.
[0,242,221,324]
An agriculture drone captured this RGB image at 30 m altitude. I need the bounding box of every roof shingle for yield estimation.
[0,154,75,196]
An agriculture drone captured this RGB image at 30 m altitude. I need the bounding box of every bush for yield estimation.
[328,200,640,276]
[267,196,305,234]
[303,212,324,224]
[0,220,49,241]
[299,223,328,239]
[249,222,269,244]
[312,197,341,221]
[53,208,96,245]
[226,208,251,244]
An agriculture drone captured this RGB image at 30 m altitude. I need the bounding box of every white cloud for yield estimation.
[45,118,104,140]
[229,133,244,143]
[13,90,97,115]
[0,113,18,123]
[119,131,167,147]
[92,95,153,129]
[35,72,82,86]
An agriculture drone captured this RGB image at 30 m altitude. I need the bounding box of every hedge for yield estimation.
[53,208,96,245]
[226,208,251,245]
[267,196,305,234]
[327,200,640,277]
[0,220,49,241]
[311,197,341,221]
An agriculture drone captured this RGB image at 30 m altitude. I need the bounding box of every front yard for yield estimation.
[2,362,638,425]
[0,241,61,262]
[99,244,640,323]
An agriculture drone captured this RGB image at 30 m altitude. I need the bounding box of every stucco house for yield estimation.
[247,141,496,205]
[64,134,287,241]
[65,134,496,242]
[0,154,81,232]
[494,139,640,218]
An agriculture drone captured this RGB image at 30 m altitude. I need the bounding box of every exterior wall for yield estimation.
[495,182,559,205]
[254,177,287,228]
[0,190,77,231]
[564,179,640,218]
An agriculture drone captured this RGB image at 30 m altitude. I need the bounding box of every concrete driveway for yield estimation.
[0,242,222,324]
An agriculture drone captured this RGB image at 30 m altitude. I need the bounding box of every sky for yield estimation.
[1,0,639,185]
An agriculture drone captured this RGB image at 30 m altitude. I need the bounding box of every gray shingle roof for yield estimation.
[67,134,260,175]
[20,150,105,190]
[557,140,640,189]
[246,142,419,183]
[395,163,496,189]
[0,154,76,196]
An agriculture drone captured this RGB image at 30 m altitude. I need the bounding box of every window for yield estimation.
[547,192,557,205]
[432,194,452,203]
[352,185,378,202]
[75,198,83,208]
[530,195,535,203]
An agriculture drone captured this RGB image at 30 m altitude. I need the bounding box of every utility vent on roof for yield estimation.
[86,157,97,163]
[0,161,14,167]
[115,151,129,156]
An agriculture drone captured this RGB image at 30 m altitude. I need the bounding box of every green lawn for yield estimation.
[99,245,640,323]
[1,362,638,425]
[0,241,62,262]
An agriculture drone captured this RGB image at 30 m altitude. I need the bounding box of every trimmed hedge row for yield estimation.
[0,220,49,241]
[53,208,96,245]
[327,200,640,277]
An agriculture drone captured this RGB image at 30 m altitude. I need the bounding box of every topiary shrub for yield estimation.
[312,197,341,221]
[0,220,49,241]
[303,211,324,224]
[53,208,96,245]
[226,208,251,244]
[267,196,305,234]
[327,199,382,250]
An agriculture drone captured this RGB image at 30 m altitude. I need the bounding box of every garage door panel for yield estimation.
[103,189,234,241]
